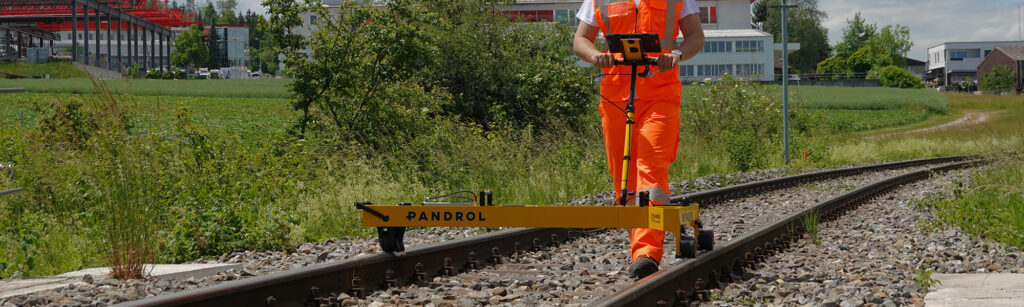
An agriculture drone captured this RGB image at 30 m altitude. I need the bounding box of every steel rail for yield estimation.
[594,160,982,307]
[671,155,974,206]
[114,155,976,307]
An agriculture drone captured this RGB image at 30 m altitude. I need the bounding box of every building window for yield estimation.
[703,41,731,53]
[735,40,763,52]
[697,64,732,76]
[984,50,992,58]
[949,50,966,61]
[679,65,694,77]
[698,6,717,23]
[735,64,764,76]
[309,15,317,26]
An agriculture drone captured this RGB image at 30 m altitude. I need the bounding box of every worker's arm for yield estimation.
[657,13,705,71]
[574,22,615,69]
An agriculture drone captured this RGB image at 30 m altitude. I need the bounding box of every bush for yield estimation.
[981,65,1015,93]
[268,0,593,149]
[878,65,923,89]
[683,74,781,171]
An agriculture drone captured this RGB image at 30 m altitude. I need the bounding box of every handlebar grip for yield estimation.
[614,57,659,65]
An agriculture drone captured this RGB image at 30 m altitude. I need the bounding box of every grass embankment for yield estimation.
[1,78,291,98]
[0,62,89,79]
[0,80,1016,278]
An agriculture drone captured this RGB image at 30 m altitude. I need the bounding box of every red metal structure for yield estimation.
[1,0,201,73]
[0,0,198,31]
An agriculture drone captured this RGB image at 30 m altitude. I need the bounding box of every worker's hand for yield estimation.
[591,53,616,69]
[657,53,679,71]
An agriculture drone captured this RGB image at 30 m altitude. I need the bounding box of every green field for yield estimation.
[790,86,949,112]
[1,93,293,139]
[0,78,291,98]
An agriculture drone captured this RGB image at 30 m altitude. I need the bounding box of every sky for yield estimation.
[233,0,1024,61]
[819,0,1024,60]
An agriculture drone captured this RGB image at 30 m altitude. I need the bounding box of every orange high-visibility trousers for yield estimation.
[599,96,680,265]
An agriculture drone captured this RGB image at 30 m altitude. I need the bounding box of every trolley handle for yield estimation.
[614,57,658,66]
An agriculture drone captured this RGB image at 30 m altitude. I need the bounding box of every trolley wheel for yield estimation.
[678,236,697,258]
[698,229,714,251]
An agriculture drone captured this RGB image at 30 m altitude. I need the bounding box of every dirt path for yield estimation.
[868,110,1005,140]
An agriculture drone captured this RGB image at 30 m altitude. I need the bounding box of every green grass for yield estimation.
[0,93,294,139]
[1,78,291,98]
[791,86,949,113]
[0,62,89,79]
[809,109,932,133]
[917,155,1024,249]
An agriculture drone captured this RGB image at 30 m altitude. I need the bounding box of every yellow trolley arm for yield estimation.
[359,204,705,259]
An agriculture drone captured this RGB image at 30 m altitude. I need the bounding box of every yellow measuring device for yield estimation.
[358,191,713,259]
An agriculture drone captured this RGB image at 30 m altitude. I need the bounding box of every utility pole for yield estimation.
[771,0,796,164]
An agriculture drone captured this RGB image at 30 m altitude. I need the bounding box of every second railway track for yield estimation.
[108,155,981,307]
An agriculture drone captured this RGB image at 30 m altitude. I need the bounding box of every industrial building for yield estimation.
[926,40,1024,87]
[0,0,197,75]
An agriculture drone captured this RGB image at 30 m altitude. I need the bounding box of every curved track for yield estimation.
[114,155,979,307]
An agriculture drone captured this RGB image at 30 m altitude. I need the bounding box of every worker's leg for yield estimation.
[628,98,681,264]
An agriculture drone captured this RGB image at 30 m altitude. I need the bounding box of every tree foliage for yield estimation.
[816,13,912,79]
[264,0,593,150]
[756,0,830,73]
[170,24,210,72]
[834,13,875,56]
[981,65,1016,92]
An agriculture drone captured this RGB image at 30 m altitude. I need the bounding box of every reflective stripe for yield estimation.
[641,187,670,205]
[662,0,680,50]
[597,0,611,33]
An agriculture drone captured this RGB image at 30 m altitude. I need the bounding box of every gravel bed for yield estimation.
[0,161,940,307]
[705,168,1024,307]
[336,166,939,306]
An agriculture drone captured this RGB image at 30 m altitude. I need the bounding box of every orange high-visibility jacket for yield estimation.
[594,0,684,102]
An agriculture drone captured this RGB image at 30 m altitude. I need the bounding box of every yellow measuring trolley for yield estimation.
[357,191,714,259]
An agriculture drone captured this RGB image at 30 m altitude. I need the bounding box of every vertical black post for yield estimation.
[142,26,148,72]
[83,2,89,64]
[106,13,112,69]
[150,29,155,71]
[72,0,77,62]
[132,23,137,69]
[93,7,99,65]
[158,33,164,71]
[117,17,122,71]
[128,22,134,68]
[166,33,172,71]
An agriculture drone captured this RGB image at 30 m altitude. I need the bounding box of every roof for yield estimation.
[928,40,1024,49]
[994,46,1024,61]
[906,58,926,66]
[703,29,770,38]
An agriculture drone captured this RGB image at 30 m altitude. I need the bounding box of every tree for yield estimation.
[202,1,217,25]
[834,13,875,56]
[816,13,912,79]
[206,25,223,68]
[871,24,912,66]
[756,0,830,73]
[171,25,210,72]
[981,65,1016,92]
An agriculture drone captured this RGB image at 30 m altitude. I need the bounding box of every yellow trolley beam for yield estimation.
[358,202,712,259]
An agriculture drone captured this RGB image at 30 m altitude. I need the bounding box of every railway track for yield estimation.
[115,155,980,307]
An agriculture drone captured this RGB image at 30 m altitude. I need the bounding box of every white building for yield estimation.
[927,41,1024,86]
